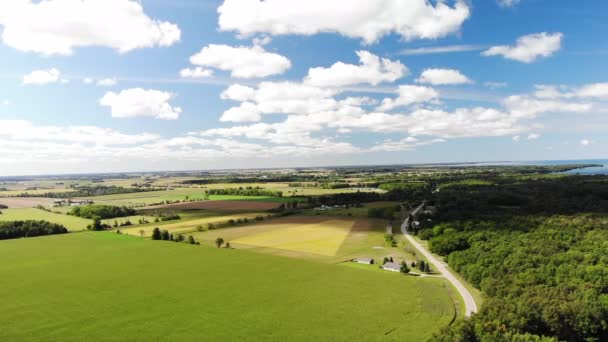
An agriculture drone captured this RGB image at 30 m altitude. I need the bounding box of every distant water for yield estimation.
[451,160,608,175]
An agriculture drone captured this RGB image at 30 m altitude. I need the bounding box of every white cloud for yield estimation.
[220,102,262,122]
[576,83,608,99]
[220,84,256,102]
[527,133,540,140]
[99,88,182,120]
[376,85,439,111]
[400,45,483,55]
[498,0,521,7]
[83,78,94,84]
[581,139,592,146]
[97,78,117,87]
[252,36,272,46]
[416,68,472,85]
[179,67,214,79]
[504,95,592,118]
[0,0,180,56]
[218,0,470,44]
[482,32,563,63]
[188,44,291,78]
[304,50,407,87]
[512,135,521,142]
[22,68,61,85]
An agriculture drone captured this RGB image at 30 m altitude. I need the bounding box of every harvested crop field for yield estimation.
[0,197,55,208]
[146,200,281,211]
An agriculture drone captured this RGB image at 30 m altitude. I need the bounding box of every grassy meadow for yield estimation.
[0,208,91,231]
[117,211,267,237]
[0,232,455,341]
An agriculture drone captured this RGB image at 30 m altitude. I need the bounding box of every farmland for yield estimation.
[0,232,455,341]
[0,208,91,231]
[192,215,418,264]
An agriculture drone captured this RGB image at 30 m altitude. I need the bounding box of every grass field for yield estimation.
[0,208,91,231]
[192,215,417,264]
[0,233,455,341]
[118,212,267,237]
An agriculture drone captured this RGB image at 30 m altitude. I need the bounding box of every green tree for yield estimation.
[400,261,410,274]
[418,260,425,272]
[92,216,102,231]
[151,227,161,240]
[188,236,196,244]
[161,230,170,240]
[215,237,224,248]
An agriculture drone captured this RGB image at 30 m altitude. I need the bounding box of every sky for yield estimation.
[0,0,607,176]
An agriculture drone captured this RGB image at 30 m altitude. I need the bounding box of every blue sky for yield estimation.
[0,0,607,176]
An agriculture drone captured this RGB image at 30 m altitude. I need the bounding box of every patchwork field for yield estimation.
[192,215,417,263]
[0,197,56,208]
[0,233,455,341]
[0,208,91,231]
[146,199,282,211]
[118,212,266,237]
[233,218,354,256]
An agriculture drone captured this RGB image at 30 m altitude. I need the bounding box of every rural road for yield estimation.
[400,203,478,317]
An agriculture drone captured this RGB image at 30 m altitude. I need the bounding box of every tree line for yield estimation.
[0,220,68,240]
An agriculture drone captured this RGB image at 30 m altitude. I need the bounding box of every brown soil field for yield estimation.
[0,197,55,208]
[145,200,281,211]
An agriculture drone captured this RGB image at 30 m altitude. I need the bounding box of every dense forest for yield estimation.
[421,175,608,341]
[70,204,135,219]
[0,220,68,240]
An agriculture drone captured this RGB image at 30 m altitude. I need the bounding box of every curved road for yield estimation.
[400,203,478,317]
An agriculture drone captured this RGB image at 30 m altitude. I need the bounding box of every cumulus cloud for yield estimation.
[220,102,262,122]
[482,32,563,63]
[0,0,180,56]
[581,139,592,146]
[99,88,182,120]
[576,83,608,99]
[527,133,541,140]
[416,68,473,85]
[188,44,291,78]
[22,68,62,85]
[376,85,439,111]
[179,67,214,79]
[304,50,408,87]
[218,0,470,44]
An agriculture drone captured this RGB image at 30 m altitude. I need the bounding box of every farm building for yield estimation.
[354,258,374,265]
[382,262,401,272]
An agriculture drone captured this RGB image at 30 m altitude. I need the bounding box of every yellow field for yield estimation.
[118,212,265,237]
[232,219,354,256]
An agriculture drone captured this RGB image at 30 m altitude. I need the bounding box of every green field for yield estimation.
[118,212,267,237]
[0,208,91,231]
[0,233,455,341]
